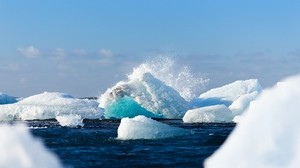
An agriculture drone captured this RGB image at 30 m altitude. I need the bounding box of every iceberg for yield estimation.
[56,114,84,127]
[0,92,103,121]
[117,115,192,140]
[205,75,300,168]
[99,72,188,119]
[190,79,262,117]
[0,124,61,168]
[0,92,18,105]
[183,105,233,123]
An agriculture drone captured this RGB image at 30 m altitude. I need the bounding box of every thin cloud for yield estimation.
[73,49,87,56]
[0,63,21,71]
[99,49,113,57]
[18,46,40,58]
[52,48,67,59]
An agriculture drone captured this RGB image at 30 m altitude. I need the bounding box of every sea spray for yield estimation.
[99,56,209,119]
[128,56,209,101]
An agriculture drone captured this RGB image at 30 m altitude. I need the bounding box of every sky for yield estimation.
[1,0,300,97]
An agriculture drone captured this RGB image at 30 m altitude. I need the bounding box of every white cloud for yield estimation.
[99,49,113,57]
[73,49,87,56]
[52,48,67,59]
[1,63,21,71]
[18,46,40,58]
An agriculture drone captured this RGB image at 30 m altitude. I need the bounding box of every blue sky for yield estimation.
[1,1,300,97]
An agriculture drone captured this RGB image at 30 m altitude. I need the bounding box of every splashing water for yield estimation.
[128,56,209,100]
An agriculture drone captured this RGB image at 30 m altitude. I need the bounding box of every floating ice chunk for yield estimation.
[205,75,300,168]
[0,92,17,105]
[117,115,192,140]
[183,105,233,123]
[0,124,61,168]
[190,79,262,116]
[56,114,84,127]
[0,92,103,121]
[100,72,188,119]
[200,79,262,102]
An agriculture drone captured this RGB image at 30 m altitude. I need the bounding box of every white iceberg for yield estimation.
[0,92,17,104]
[205,75,300,168]
[183,105,233,123]
[0,92,103,121]
[117,115,192,140]
[0,124,61,168]
[99,72,188,119]
[56,114,84,127]
[190,79,262,117]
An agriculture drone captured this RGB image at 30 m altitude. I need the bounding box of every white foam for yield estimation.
[0,124,61,168]
[0,92,103,121]
[117,115,192,140]
[56,114,84,127]
[205,74,300,168]
[183,105,233,123]
[100,72,188,119]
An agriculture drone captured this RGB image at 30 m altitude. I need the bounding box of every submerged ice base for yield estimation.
[117,115,192,140]
[205,75,300,168]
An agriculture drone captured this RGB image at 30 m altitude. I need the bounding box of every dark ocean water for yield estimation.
[27,119,235,168]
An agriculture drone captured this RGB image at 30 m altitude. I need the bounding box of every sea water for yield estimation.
[25,119,234,168]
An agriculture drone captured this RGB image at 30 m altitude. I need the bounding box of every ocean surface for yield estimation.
[24,119,235,168]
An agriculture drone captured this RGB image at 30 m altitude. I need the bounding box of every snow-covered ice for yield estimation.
[100,72,188,119]
[0,124,61,168]
[183,105,233,123]
[117,115,192,140]
[0,92,17,105]
[205,75,300,168]
[0,92,103,121]
[56,114,84,127]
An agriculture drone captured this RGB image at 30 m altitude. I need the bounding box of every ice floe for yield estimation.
[56,114,84,127]
[117,115,192,140]
[0,92,103,121]
[188,79,262,121]
[183,105,233,123]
